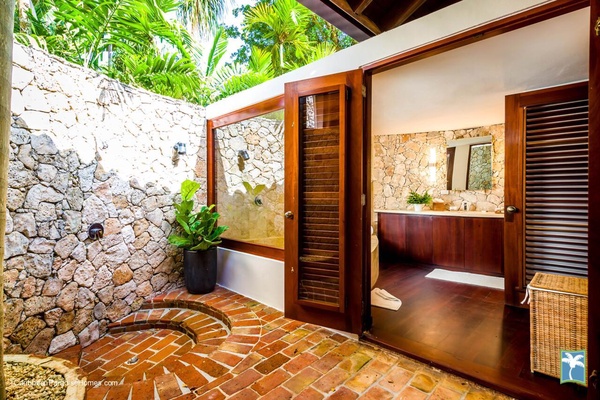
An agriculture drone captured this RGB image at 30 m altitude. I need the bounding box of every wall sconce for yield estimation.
[174,142,187,155]
[428,147,437,184]
[238,150,250,161]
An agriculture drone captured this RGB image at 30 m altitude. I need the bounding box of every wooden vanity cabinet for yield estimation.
[432,217,464,269]
[378,212,503,276]
[406,215,433,263]
[463,217,504,276]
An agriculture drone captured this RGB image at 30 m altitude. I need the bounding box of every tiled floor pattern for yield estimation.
[65,286,513,399]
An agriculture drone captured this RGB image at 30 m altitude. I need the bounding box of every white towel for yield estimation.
[371,288,402,311]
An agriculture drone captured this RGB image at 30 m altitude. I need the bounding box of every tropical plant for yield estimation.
[242,181,266,206]
[228,0,354,75]
[562,352,585,381]
[168,180,229,251]
[406,191,433,205]
[177,0,232,36]
[14,0,202,102]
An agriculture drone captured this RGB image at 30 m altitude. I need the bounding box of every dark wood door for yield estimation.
[588,1,599,398]
[504,82,589,307]
[284,70,364,334]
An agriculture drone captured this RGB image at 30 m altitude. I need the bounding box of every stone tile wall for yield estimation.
[4,43,207,355]
[373,124,504,212]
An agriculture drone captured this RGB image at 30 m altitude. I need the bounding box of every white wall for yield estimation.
[206,0,550,119]
[217,248,284,310]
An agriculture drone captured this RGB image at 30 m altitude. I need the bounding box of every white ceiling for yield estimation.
[371,8,589,135]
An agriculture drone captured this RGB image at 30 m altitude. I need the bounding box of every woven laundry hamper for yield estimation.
[529,272,588,382]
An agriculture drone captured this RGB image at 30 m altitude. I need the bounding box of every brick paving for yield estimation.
[56,286,513,399]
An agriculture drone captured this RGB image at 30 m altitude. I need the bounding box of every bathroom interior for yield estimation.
[364,7,589,400]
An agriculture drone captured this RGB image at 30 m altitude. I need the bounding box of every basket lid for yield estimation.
[529,272,587,296]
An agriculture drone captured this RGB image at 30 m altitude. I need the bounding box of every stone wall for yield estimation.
[4,43,207,355]
[215,113,284,247]
[373,124,504,212]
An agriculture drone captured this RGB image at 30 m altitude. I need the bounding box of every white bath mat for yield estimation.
[425,269,504,290]
[371,288,402,311]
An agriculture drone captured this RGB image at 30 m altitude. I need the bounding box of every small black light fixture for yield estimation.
[238,150,250,161]
[174,142,187,155]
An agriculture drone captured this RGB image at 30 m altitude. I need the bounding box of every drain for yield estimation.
[125,356,138,365]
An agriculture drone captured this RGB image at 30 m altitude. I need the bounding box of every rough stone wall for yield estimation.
[373,124,504,212]
[215,115,284,247]
[4,43,207,355]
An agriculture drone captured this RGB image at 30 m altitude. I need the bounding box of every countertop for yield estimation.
[375,209,504,218]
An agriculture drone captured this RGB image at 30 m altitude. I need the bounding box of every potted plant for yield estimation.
[168,179,229,294]
[406,190,433,212]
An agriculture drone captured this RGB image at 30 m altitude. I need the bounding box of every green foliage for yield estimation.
[168,180,229,251]
[15,0,202,102]
[14,0,355,105]
[242,181,266,197]
[406,191,433,205]
[227,0,355,77]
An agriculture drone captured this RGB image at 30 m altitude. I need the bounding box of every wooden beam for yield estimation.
[329,0,382,34]
[382,0,428,30]
[353,0,374,14]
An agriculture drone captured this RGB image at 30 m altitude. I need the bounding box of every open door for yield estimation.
[284,70,364,334]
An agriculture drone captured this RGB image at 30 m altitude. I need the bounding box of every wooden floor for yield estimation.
[364,261,588,400]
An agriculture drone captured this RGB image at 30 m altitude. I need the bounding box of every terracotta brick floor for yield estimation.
[56,286,513,399]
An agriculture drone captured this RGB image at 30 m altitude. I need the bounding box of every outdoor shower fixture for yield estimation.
[172,142,187,166]
[88,223,104,240]
[238,150,250,160]
[174,142,187,155]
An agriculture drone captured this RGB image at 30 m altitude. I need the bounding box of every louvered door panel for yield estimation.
[524,99,589,282]
[297,88,346,310]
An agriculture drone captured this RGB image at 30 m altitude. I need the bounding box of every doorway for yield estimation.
[363,6,592,400]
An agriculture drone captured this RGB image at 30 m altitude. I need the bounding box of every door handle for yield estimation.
[506,205,518,214]
[284,211,294,220]
[590,370,598,389]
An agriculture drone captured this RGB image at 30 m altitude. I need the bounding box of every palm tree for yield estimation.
[562,352,585,381]
[243,0,311,75]
[177,0,233,36]
[0,2,15,399]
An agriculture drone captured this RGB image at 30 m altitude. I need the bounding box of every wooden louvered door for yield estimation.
[284,70,364,334]
[504,82,589,307]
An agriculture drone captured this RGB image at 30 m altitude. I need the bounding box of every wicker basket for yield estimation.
[529,273,588,383]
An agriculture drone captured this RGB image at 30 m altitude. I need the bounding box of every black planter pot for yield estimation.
[183,248,217,294]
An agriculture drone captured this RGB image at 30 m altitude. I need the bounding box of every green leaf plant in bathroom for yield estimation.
[168,179,229,294]
[406,190,433,212]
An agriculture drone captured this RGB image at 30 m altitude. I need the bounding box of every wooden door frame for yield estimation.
[587,1,599,398]
[360,0,598,395]
[361,0,591,314]
[284,70,365,335]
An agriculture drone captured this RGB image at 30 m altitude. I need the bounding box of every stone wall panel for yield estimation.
[373,125,505,213]
[4,43,207,354]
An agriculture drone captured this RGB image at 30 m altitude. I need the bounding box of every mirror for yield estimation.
[446,136,492,190]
